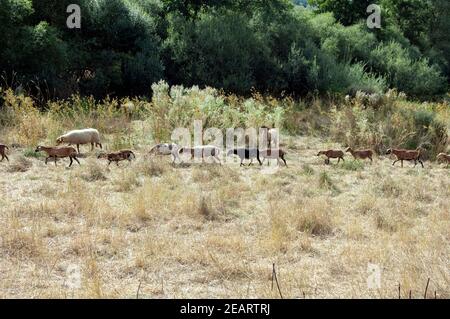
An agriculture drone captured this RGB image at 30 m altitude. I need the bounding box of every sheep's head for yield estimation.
[97,153,108,159]
[35,146,43,152]
[56,136,64,145]
[386,149,392,155]
[317,151,324,156]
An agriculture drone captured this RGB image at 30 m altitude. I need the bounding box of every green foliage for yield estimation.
[0,0,448,99]
[309,0,374,25]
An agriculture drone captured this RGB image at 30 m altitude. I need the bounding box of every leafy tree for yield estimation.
[309,0,374,25]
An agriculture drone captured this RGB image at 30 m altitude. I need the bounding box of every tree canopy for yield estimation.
[0,0,447,100]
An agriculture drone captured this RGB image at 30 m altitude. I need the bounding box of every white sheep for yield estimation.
[56,128,102,153]
[148,143,181,163]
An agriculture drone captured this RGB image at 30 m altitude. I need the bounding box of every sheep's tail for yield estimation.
[130,151,136,160]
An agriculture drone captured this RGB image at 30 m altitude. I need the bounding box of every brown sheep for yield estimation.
[345,147,373,162]
[0,144,9,162]
[437,153,450,168]
[98,150,136,166]
[35,146,80,167]
[317,150,345,164]
[260,149,287,166]
[386,148,423,168]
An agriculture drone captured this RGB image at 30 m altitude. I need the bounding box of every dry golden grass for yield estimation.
[0,131,449,299]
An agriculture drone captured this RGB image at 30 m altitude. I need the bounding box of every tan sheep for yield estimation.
[345,147,373,162]
[386,148,423,168]
[35,146,80,167]
[317,150,345,164]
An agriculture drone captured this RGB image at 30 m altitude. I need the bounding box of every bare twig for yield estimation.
[272,263,283,299]
[136,281,142,299]
[424,278,430,299]
[271,264,274,291]
[398,283,401,299]
[409,290,412,299]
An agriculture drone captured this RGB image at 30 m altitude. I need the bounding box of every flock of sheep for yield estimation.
[1,128,450,168]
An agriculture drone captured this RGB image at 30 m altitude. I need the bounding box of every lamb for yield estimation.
[0,144,9,162]
[260,149,287,166]
[317,150,345,164]
[98,150,136,166]
[345,147,373,162]
[56,128,102,153]
[386,148,424,168]
[436,153,450,168]
[227,148,262,166]
[35,146,80,167]
[179,145,221,164]
[148,143,181,163]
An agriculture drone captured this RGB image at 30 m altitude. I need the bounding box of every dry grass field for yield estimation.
[0,131,449,298]
[0,85,449,298]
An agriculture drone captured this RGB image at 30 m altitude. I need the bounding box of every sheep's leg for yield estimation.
[261,158,266,165]
[68,157,73,168]
[249,159,253,166]
[54,156,57,166]
[107,161,111,166]
[4,154,8,162]
[77,144,80,154]
[257,156,262,166]
[337,157,341,164]
[281,155,287,166]
[91,143,94,151]
[240,158,244,167]
[401,160,403,168]
[392,159,399,166]
[45,156,49,165]
[418,159,424,168]
[73,157,81,166]
[116,161,119,167]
